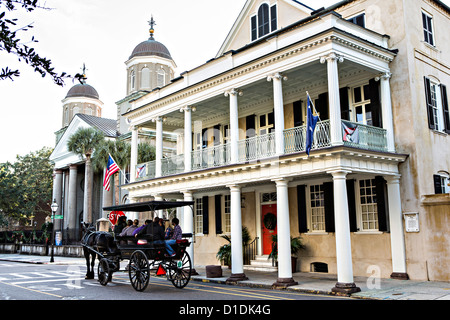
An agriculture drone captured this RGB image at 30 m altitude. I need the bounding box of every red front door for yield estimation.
[262,204,277,255]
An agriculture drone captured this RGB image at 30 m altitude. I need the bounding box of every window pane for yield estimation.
[258,4,270,37]
[260,114,266,127]
[354,87,362,103]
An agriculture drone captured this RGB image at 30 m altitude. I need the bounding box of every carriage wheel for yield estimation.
[129,250,150,292]
[98,258,112,286]
[167,251,192,289]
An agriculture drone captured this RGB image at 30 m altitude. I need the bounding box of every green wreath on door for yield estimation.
[263,213,277,230]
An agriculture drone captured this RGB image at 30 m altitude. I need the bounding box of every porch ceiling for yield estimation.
[139,59,378,131]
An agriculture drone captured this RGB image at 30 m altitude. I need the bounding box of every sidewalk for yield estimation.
[1,253,448,300]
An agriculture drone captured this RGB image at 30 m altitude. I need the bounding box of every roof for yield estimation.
[65,83,99,100]
[129,39,173,60]
[103,200,195,212]
[75,114,118,138]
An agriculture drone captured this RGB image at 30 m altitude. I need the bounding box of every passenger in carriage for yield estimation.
[165,218,182,256]
[120,219,139,244]
[135,217,176,257]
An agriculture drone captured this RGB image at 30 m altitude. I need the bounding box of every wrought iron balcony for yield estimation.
[135,120,388,181]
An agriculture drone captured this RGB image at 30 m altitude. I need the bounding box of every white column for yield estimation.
[386,175,408,279]
[225,89,242,164]
[330,170,360,294]
[182,106,193,172]
[130,126,138,183]
[226,184,248,282]
[268,73,288,155]
[273,178,298,287]
[155,117,163,178]
[52,169,63,230]
[321,52,344,146]
[182,190,198,274]
[68,164,78,230]
[377,72,396,153]
[154,194,163,218]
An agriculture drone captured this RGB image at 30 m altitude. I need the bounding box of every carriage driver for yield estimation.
[135,218,176,257]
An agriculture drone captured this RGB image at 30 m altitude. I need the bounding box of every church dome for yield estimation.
[129,39,172,60]
[65,83,99,100]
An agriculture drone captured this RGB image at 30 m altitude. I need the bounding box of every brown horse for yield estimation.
[81,223,117,279]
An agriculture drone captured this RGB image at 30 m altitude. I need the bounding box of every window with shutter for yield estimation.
[250,3,277,42]
[424,77,449,133]
[422,11,435,46]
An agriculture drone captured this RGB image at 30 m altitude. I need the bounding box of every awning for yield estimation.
[103,200,194,213]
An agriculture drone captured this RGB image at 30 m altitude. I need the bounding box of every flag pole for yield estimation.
[306,91,331,143]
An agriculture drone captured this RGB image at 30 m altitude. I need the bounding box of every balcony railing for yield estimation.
[135,120,387,181]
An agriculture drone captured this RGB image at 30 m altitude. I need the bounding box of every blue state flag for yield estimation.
[305,96,319,156]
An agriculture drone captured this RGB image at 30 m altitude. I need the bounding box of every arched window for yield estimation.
[157,69,165,88]
[130,70,136,91]
[141,67,150,89]
[258,4,270,38]
[251,3,277,41]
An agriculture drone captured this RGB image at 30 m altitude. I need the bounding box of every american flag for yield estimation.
[103,154,120,191]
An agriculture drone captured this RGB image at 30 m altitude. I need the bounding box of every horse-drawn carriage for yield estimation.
[81,200,194,292]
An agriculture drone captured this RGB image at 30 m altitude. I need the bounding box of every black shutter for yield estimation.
[434,175,443,194]
[374,176,388,232]
[270,4,277,32]
[323,182,335,232]
[202,128,208,148]
[293,100,303,127]
[215,195,222,234]
[424,77,435,130]
[346,179,358,232]
[340,87,350,121]
[368,79,382,127]
[251,16,257,41]
[297,185,308,233]
[202,196,209,235]
[213,124,221,146]
[441,84,450,134]
[315,93,329,120]
[246,114,256,138]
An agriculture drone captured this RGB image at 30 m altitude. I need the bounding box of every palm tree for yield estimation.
[67,127,104,223]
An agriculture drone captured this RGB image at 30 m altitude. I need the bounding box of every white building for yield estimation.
[119,0,450,290]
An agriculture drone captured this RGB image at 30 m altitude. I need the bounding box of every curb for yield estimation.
[190,276,374,299]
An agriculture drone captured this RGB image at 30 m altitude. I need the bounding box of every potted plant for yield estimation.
[268,235,305,272]
[216,226,250,268]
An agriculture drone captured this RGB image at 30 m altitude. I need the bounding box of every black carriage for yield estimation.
[86,200,194,292]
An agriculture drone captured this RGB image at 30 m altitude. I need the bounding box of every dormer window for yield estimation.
[347,12,365,28]
[251,3,277,41]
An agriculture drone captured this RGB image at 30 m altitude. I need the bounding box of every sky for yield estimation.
[0,0,447,164]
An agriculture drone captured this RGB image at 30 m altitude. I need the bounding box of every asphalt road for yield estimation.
[0,261,356,317]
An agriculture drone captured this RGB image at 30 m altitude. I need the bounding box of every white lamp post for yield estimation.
[50,199,58,263]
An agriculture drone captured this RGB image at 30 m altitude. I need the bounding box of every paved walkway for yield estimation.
[0,253,448,300]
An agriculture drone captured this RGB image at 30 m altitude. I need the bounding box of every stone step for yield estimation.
[243,264,278,272]
[244,255,277,272]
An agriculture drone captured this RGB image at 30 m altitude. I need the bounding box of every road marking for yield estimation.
[0,280,63,299]
[11,277,85,285]
[9,273,33,279]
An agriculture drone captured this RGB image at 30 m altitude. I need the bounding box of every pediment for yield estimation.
[49,115,93,169]
[216,0,313,57]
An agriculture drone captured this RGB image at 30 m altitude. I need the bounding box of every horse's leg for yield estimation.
[84,248,94,279]
[90,252,96,279]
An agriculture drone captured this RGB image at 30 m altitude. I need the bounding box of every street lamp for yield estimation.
[50,199,58,263]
